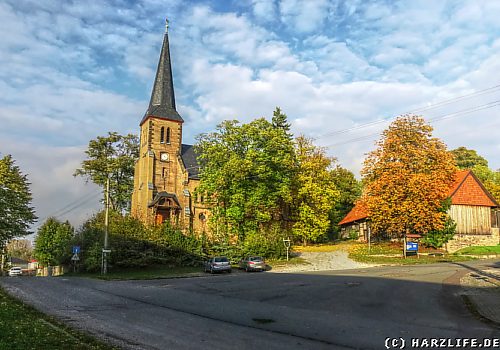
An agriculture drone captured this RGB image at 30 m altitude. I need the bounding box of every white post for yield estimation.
[368,226,371,254]
[103,176,110,274]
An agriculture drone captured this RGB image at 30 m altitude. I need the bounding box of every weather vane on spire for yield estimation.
[165,18,169,33]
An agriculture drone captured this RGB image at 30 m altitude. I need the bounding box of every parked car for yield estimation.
[8,267,22,276]
[204,256,232,274]
[239,256,266,272]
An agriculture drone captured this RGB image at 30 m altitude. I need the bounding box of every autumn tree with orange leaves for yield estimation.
[361,115,457,238]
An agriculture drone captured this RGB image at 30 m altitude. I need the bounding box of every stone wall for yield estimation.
[445,228,500,253]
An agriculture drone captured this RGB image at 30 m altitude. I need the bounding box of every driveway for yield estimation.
[1,260,499,349]
[271,249,374,272]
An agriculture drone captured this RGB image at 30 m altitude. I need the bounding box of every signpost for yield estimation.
[282,238,291,261]
[403,234,420,258]
[406,242,418,252]
[71,246,81,272]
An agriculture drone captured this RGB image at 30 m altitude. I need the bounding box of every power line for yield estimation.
[315,83,500,139]
[322,100,500,148]
[46,190,100,218]
[33,191,101,230]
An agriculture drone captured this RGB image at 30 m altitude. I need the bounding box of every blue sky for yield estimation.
[1,0,499,229]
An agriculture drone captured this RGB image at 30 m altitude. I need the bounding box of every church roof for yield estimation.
[141,23,183,125]
[181,144,200,180]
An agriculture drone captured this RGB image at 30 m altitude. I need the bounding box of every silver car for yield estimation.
[8,267,22,276]
[204,256,232,274]
[239,256,266,272]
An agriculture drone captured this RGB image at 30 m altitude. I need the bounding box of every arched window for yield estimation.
[166,127,171,144]
[160,127,165,143]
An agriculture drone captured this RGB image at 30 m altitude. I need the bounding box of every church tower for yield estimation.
[131,20,209,231]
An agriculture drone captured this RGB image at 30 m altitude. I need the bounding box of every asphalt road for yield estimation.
[1,260,499,349]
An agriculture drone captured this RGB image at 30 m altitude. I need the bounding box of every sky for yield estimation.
[1,0,499,232]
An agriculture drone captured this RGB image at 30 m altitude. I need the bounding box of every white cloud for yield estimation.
[252,0,277,23]
[0,138,102,231]
[1,0,499,231]
[279,0,331,33]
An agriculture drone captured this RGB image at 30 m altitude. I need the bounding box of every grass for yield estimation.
[348,241,475,265]
[454,245,500,255]
[0,286,117,350]
[293,242,347,253]
[69,265,202,281]
[267,256,309,268]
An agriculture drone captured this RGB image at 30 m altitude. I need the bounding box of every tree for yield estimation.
[451,147,499,201]
[195,108,296,240]
[34,218,74,266]
[361,115,457,237]
[472,165,500,202]
[74,132,139,212]
[451,146,488,169]
[0,155,37,247]
[292,137,339,244]
[329,166,362,236]
[6,239,33,261]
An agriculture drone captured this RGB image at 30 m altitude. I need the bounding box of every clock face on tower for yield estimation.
[160,152,169,162]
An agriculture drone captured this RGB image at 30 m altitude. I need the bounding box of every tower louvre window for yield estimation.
[160,127,165,143]
[166,127,171,144]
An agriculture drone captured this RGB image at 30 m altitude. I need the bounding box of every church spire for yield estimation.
[141,18,183,124]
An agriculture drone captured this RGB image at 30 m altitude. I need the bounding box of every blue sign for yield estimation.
[406,242,418,252]
[72,246,81,254]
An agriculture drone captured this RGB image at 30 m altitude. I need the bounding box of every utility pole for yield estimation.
[103,175,110,274]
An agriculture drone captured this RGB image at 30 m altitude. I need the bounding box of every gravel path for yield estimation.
[271,250,375,273]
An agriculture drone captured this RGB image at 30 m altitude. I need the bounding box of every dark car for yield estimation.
[204,256,232,274]
[239,256,266,272]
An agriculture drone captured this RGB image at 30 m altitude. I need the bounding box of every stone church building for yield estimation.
[131,24,209,233]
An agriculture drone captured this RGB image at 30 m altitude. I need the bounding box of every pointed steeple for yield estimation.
[141,18,183,124]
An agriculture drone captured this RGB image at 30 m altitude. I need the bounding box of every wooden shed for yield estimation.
[445,170,499,252]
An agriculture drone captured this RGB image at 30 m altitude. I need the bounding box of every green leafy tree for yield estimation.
[361,115,457,238]
[34,218,74,266]
[472,165,500,202]
[451,147,499,201]
[329,166,362,236]
[74,132,139,212]
[0,155,37,248]
[292,136,340,244]
[195,108,296,241]
[421,199,456,248]
[451,146,488,169]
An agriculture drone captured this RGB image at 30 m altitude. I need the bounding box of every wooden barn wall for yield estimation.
[448,205,491,234]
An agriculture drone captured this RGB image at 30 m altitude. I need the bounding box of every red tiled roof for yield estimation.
[448,170,498,207]
[338,201,368,225]
[339,170,498,226]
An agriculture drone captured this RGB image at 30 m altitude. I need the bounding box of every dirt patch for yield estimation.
[270,250,375,273]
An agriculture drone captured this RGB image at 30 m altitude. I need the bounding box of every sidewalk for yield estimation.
[460,265,500,324]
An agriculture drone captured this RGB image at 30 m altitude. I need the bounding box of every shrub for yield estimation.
[421,217,456,249]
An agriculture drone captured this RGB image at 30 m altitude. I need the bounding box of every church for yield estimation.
[131,21,209,233]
